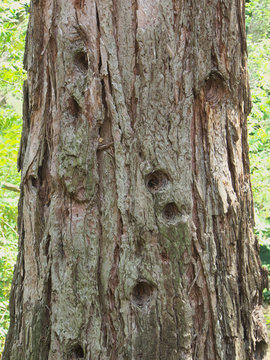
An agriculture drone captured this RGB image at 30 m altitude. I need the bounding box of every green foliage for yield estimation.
[0,0,29,96]
[246,0,270,244]
[260,245,270,304]
[0,0,28,353]
[246,0,270,324]
[246,0,270,41]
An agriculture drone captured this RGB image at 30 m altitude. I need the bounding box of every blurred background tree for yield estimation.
[0,0,28,352]
[0,0,269,354]
[246,0,270,316]
[246,0,270,244]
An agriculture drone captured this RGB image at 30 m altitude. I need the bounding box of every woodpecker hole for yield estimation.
[68,97,80,118]
[131,281,154,308]
[70,344,84,359]
[205,72,225,105]
[146,170,169,193]
[74,51,88,72]
[30,176,37,188]
[160,251,169,263]
[163,203,180,221]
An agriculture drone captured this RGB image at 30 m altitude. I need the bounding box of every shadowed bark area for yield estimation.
[3,0,268,359]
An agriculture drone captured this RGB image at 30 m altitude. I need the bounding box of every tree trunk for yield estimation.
[3,0,268,359]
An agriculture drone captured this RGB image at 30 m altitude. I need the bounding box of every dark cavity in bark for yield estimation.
[145,170,169,193]
[68,96,80,118]
[131,281,154,308]
[204,71,226,105]
[162,203,180,221]
[70,344,84,359]
[74,51,88,73]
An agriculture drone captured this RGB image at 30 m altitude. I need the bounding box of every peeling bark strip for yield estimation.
[3,0,268,359]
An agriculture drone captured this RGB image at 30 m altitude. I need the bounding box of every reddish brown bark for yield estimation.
[3,0,268,359]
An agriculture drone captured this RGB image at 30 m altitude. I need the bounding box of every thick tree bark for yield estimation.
[3,0,268,359]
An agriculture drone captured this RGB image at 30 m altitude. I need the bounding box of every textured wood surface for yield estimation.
[3,0,268,359]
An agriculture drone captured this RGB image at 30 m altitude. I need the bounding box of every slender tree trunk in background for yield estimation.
[3,0,268,359]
